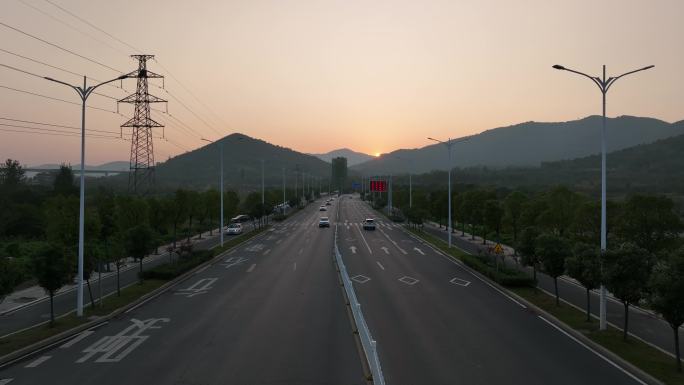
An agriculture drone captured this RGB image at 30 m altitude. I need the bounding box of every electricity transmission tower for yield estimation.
[118,55,166,194]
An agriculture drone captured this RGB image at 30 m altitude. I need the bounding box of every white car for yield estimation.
[225,223,243,235]
[319,217,330,227]
[319,205,327,211]
[362,218,376,230]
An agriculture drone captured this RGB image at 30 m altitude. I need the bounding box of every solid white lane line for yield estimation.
[263,249,271,255]
[379,228,407,254]
[299,248,304,255]
[356,225,373,254]
[376,261,385,270]
[537,316,647,385]
[293,263,297,271]
[25,356,51,368]
[247,264,256,273]
[0,379,13,384]
[60,330,94,348]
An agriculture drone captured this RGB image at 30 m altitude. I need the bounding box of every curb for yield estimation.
[0,226,269,369]
[404,227,664,385]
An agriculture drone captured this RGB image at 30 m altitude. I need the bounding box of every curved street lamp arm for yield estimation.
[552,65,604,92]
[84,74,128,99]
[605,65,655,92]
[44,76,82,97]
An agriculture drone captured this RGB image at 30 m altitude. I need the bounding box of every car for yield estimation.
[319,206,327,211]
[325,201,331,206]
[225,223,243,235]
[362,218,376,230]
[318,217,330,227]
[231,214,250,223]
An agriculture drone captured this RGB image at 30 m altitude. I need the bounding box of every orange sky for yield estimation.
[1,0,683,165]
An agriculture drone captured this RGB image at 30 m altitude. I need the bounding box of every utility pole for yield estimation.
[282,167,286,214]
[118,55,166,195]
[552,63,654,330]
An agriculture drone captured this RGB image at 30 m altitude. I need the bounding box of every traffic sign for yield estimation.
[493,243,504,255]
[370,180,387,192]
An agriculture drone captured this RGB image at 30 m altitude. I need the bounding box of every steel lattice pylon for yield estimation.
[118,55,166,194]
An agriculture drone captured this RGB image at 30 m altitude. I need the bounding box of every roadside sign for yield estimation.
[370,180,387,192]
[493,243,504,255]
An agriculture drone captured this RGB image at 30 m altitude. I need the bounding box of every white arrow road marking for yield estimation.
[247,264,256,273]
[61,330,95,348]
[414,247,425,255]
[450,277,471,287]
[379,229,407,254]
[376,261,385,270]
[381,246,389,254]
[0,379,14,384]
[350,246,357,254]
[25,356,51,368]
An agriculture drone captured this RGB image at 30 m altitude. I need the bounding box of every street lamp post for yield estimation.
[553,63,654,330]
[201,138,224,247]
[428,136,469,248]
[44,74,127,317]
[282,167,286,214]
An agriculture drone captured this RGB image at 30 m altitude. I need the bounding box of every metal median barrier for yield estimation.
[334,225,385,385]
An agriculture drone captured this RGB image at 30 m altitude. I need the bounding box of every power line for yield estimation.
[0,47,129,92]
[16,0,130,57]
[42,0,142,54]
[0,21,123,73]
[0,84,119,113]
[163,88,223,137]
[0,123,128,140]
[0,116,121,135]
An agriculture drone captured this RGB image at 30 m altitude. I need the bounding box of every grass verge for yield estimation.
[512,287,683,385]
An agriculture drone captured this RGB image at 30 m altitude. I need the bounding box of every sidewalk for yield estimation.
[0,228,222,314]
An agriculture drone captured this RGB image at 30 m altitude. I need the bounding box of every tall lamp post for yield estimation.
[201,138,224,247]
[45,74,128,317]
[428,136,469,249]
[552,63,654,330]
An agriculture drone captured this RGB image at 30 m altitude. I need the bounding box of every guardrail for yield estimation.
[334,224,385,385]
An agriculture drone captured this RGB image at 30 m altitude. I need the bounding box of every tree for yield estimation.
[0,159,25,187]
[617,194,682,254]
[535,233,570,306]
[0,257,20,303]
[503,191,527,246]
[53,163,76,196]
[603,243,653,341]
[517,226,540,281]
[186,191,200,240]
[147,196,169,254]
[123,224,155,283]
[32,244,72,325]
[538,186,580,236]
[648,249,684,372]
[566,243,602,321]
[484,199,504,244]
[170,190,189,248]
[204,189,220,236]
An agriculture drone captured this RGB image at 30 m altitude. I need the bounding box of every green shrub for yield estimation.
[272,214,287,222]
[139,250,213,280]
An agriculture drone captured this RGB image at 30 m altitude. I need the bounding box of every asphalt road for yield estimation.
[0,226,254,338]
[421,222,683,358]
[337,196,646,385]
[0,200,365,385]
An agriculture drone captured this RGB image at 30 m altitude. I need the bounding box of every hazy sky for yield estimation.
[1,0,683,165]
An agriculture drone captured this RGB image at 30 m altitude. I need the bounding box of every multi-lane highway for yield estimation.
[337,196,646,385]
[0,195,653,385]
[0,201,364,385]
